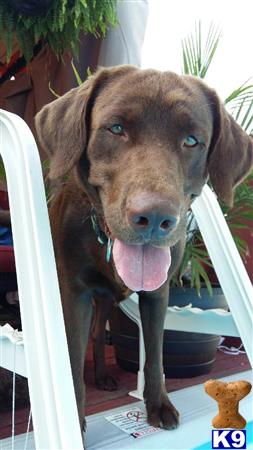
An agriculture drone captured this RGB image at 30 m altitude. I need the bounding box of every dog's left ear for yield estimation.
[206,88,253,207]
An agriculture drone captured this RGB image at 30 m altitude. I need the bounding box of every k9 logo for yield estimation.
[212,430,246,449]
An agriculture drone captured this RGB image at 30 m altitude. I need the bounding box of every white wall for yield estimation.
[141,0,253,100]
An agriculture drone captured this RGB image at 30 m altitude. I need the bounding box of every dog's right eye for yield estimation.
[183,135,199,147]
[108,124,124,135]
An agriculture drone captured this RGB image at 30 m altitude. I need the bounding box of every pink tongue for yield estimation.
[112,239,171,292]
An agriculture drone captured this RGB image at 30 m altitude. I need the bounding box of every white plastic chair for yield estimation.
[0,109,83,449]
[120,186,253,399]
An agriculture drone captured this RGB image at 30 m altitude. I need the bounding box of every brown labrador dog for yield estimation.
[35,66,253,437]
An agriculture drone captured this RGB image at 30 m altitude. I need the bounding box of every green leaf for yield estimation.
[181,21,221,79]
[192,261,201,295]
[0,157,6,181]
[225,80,253,104]
[232,236,249,259]
[194,259,213,296]
[48,82,61,98]
[71,60,83,86]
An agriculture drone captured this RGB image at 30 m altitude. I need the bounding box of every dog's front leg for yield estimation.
[139,285,180,430]
[61,287,93,435]
[92,294,118,391]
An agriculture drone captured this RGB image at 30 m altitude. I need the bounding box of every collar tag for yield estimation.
[106,238,112,263]
[90,208,113,262]
[91,208,107,245]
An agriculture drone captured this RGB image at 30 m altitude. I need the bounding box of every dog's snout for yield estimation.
[127,193,179,240]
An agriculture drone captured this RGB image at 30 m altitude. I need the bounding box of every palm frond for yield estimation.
[225,79,253,132]
[182,21,221,78]
[225,80,253,104]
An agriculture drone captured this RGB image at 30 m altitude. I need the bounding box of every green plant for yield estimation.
[225,81,253,131]
[0,0,117,62]
[0,157,6,183]
[182,21,221,79]
[173,21,253,295]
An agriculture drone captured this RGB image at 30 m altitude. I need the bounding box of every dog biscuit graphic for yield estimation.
[204,379,252,429]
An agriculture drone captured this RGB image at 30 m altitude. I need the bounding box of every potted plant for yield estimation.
[0,0,117,62]
[176,21,253,294]
[110,22,253,378]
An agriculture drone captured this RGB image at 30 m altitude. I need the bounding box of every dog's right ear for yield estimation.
[35,65,137,179]
[35,81,93,179]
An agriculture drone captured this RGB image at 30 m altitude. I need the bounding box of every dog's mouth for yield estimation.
[112,239,171,292]
[96,215,172,292]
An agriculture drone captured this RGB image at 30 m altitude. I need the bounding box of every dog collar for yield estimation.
[90,208,112,262]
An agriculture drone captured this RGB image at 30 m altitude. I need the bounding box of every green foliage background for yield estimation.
[0,0,117,62]
[173,21,253,295]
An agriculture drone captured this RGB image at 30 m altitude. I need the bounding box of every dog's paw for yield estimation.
[95,373,118,391]
[146,396,179,430]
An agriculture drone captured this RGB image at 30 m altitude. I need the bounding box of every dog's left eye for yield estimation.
[183,135,199,147]
[109,124,124,135]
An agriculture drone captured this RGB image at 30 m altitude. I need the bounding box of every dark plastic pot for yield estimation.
[110,287,227,378]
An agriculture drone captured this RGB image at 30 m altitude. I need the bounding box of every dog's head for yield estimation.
[36,66,253,291]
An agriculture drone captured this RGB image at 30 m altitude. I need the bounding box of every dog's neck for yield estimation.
[90,208,113,262]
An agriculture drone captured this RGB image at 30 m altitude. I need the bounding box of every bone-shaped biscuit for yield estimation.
[204,379,252,429]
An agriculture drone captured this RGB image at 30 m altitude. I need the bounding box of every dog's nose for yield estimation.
[127,193,179,240]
